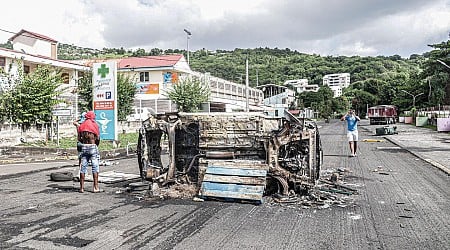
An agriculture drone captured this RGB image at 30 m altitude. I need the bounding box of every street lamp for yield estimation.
[183,29,192,65]
[401,90,423,108]
[436,59,450,70]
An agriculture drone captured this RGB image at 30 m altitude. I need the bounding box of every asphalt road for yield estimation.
[0,120,449,250]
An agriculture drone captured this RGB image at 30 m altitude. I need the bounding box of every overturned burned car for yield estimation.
[137,111,322,202]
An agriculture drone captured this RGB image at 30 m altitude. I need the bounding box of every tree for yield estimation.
[116,73,136,120]
[343,88,377,115]
[315,86,334,118]
[0,90,14,123]
[331,96,349,116]
[0,41,13,49]
[77,71,93,112]
[297,86,339,118]
[420,39,450,105]
[149,48,163,56]
[0,64,63,130]
[166,77,210,112]
[132,48,147,57]
[77,71,136,121]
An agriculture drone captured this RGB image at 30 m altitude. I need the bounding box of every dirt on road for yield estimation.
[0,120,449,249]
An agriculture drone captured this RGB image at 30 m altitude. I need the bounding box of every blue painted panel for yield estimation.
[94,110,115,140]
[202,182,265,193]
[201,189,263,201]
[205,167,267,177]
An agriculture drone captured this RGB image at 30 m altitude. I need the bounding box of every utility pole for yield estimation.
[401,90,423,108]
[245,57,249,112]
[183,29,192,65]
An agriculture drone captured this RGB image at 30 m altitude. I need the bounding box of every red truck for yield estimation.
[368,105,397,125]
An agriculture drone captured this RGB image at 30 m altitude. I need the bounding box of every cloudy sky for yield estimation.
[1,0,449,57]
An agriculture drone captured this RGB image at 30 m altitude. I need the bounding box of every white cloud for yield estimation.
[337,42,377,56]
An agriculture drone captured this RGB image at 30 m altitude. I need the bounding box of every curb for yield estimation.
[0,147,134,165]
[360,125,450,175]
[0,162,76,180]
[384,136,450,175]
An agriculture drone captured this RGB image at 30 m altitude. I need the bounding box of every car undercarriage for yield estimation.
[137,111,322,202]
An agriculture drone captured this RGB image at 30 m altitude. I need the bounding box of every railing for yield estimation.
[126,142,137,156]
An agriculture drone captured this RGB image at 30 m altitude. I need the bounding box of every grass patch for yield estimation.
[21,132,139,151]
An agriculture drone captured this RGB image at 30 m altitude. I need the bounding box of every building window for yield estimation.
[140,72,149,82]
[0,57,5,67]
[23,65,30,74]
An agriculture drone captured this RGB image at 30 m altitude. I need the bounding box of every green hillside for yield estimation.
[53,40,450,116]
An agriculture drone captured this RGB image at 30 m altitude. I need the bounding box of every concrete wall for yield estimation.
[0,121,142,147]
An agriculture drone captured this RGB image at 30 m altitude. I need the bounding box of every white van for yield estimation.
[126,107,154,121]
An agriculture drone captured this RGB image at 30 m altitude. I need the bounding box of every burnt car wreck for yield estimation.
[137,111,322,203]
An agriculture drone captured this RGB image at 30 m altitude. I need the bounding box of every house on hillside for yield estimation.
[284,79,320,93]
[322,73,350,97]
[0,29,90,122]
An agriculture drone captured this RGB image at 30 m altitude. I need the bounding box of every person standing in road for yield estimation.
[341,109,361,157]
[73,112,87,167]
[78,111,101,193]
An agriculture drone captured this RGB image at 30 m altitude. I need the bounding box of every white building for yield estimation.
[2,29,264,121]
[0,29,90,122]
[9,29,58,59]
[80,55,264,114]
[257,84,295,117]
[323,73,350,97]
[284,79,319,93]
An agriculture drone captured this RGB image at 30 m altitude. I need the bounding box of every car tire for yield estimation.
[50,172,74,182]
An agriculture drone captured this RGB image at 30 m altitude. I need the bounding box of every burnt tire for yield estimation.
[50,172,74,182]
[129,181,150,192]
[137,129,147,180]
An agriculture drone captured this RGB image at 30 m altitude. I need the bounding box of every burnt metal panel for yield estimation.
[200,160,268,202]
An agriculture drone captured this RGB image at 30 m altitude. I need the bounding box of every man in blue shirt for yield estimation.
[341,109,361,157]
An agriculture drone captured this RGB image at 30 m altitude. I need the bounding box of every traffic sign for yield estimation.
[52,109,72,116]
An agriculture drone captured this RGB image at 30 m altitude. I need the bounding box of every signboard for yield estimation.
[93,62,118,141]
[163,72,178,84]
[52,109,72,116]
[136,83,160,94]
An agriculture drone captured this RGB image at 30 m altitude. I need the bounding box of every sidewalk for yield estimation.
[361,122,450,175]
[2,121,450,176]
[0,147,132,176]
[0,161,76,177]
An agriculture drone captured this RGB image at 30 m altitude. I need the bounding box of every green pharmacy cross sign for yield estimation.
[92,61,118,141]
[97,64,110,78]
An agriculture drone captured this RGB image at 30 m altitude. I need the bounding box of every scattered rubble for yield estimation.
[124,167,359,209]
[372,165,393,175]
